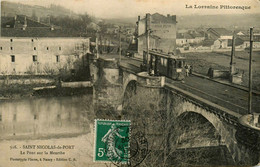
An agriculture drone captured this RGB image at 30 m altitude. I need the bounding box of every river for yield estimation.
[0,95,93,139]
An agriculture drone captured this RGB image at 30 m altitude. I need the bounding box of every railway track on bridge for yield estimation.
[120,57,260,115]
[165,78,248,115]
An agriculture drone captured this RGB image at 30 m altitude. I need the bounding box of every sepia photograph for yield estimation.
[0,0,260,166]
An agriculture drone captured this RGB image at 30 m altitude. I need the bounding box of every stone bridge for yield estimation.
[90,57,260,166]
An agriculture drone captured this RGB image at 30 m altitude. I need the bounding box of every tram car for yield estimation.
[140,50,186,80]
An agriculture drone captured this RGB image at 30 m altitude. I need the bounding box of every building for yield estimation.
[0,15,90,75]
[238,34,260,49]
[136,13,177,56]
[0,37,90,74]
[212,37,244,49]
[176,30,206,47]
[206,28,233,40]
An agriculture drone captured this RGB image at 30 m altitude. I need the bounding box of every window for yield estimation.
[164,59,168,67]
[59,47,61,50]
[34,47,36,50]
[34,114,38,120]
[46,47,49,50]
[31,39,34,42]
[0,114,2,121]
[13,114,16,121]
[68,112,71,121]
[178,61,183,68]
[173,60,177,68]
[56,55,60,62]
[32,55,37,62]
[57,114,61,120]
[10,47,13,50]
[10,39,13,42]
[0,47,2,50]
[11,55,15,62]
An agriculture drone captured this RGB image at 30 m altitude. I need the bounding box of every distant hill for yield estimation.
[103,17,137,26]
[102,14,260,30]
[177,14,260,30]
[1,1,78,18]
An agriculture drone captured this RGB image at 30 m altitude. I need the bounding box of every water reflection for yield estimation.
[0,95,93,139]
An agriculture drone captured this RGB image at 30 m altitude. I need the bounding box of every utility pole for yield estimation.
[96,31,99,59]
[146,13,150,74]
[230,33,236,76]
[146,29,150,73]
[230,32,236,75]
[119,26,122,63]
[248,27,253,114]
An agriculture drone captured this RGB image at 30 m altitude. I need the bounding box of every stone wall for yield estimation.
[0,75,56,85]
[92,58,123,119]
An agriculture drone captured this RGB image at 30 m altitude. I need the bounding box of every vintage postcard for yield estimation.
[0,0,260,166]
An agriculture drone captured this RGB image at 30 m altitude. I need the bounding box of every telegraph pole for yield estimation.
[146,29,150,73]
[119,26,122,63]
[96,31,99,59]
[248,27,253,114]
[146,14,150,73]
[230,33,236,75]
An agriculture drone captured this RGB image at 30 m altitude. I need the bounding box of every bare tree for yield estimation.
[122,88,216,166]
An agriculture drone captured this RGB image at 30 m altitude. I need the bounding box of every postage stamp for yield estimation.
[94,119,131,164]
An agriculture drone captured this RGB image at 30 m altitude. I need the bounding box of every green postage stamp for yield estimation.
[94,119,131,164]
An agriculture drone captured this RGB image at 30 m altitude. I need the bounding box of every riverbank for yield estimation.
[33,87,93,97]
[0,82,93,100]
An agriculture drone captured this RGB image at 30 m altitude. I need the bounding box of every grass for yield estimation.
[183,51,260,90]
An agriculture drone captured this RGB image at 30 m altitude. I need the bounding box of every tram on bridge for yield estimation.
[140,50,186,80]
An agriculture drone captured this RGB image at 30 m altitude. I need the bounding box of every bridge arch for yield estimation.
[176,112,221,147]
[122,80,138,110]
[122,72,137,95]
[173,100,237,163]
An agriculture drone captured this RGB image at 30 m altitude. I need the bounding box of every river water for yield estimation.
[0,95,93,139]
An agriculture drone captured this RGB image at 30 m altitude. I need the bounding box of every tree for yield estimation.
[122,87,217,166]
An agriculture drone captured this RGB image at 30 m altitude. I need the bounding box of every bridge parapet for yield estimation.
[137,72,165,87]
[236,114,260,165]
[165,83,240,125]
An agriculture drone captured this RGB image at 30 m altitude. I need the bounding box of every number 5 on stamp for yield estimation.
[94,119,131,164]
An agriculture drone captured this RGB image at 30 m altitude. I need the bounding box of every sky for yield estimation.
[3,0,260,18]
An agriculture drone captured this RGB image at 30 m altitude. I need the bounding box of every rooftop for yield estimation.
[140,13,176,24]
[207,28,233,36]
[1,28,89,37]
[1,15,89,37]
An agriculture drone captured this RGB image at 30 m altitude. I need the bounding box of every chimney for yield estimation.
[172,15,176,23]
[167,14,170,17]
[22,16,27,30]
[14,15,17,28]
[48,16,51,25]
[146,13,151,31]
